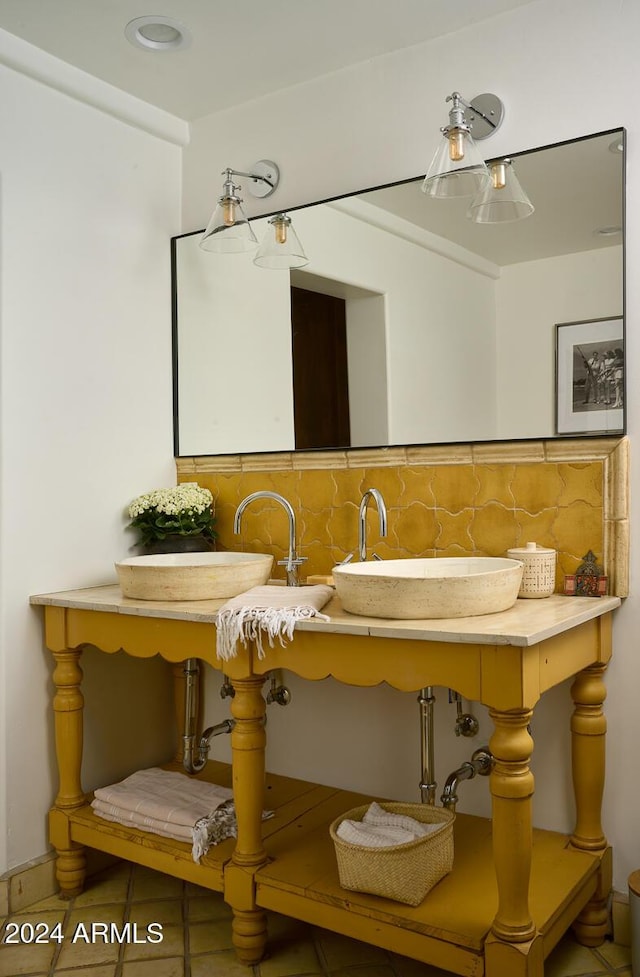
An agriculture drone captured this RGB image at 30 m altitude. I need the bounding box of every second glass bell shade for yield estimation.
[199,198,258,253]
[253,214,309,269]
[467,160,535,223]
[422,129,490,199]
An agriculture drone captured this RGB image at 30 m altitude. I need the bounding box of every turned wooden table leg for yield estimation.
[570,662,610,946]
[225,674,268,965]
[50,648,87,897]
[489,707,536,944]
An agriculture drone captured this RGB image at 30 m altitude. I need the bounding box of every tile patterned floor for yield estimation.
[0,861,633,976]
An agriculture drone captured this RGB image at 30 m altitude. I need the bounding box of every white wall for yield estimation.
[345,293,388,445]
[177,203,496,452]
[0,59,181,871]
[176,226,295,455]
[185,0,640,893]
[496,247,623,438]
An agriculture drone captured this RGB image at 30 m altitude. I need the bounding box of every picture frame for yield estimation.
[555,316,624,435]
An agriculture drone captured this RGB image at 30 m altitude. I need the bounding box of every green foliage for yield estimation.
[127,483,217,546]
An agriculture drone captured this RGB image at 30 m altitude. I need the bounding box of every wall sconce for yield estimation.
[467,158,534,223]
[422,92,504,199]
[200,159,308,266]
[254,213,309,269]
[200,160,279,253]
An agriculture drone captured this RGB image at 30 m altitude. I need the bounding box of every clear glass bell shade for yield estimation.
[467,160,535,223]
[253,214,309,269]
[422,129,490,199]
[199,197,258,253]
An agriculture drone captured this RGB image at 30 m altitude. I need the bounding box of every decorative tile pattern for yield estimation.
[178,440,630,595]
[0,862,630,976]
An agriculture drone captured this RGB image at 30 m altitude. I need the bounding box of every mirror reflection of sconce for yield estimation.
[199,159,308,268]
[467,158,534,223]
[422,92,534,223]
[254,213,309,269]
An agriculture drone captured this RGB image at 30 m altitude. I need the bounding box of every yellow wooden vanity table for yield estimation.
[31,585,620,977]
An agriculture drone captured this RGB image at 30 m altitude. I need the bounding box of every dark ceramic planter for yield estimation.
[142,534,215,555]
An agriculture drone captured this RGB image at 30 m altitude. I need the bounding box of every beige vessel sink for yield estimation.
[115,551,274,601]
[332,557,523,619]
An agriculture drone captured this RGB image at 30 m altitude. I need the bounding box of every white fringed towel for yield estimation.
[91,767,238,862]
[91,799,194,844]
[336,801,441,848]
[215,584,333,661]
[91,767,273,862]
[92,767,233,825]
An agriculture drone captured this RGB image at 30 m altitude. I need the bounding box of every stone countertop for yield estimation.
[30,584,621,648]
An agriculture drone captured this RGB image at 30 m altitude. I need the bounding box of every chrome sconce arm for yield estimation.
[422,91,504,199]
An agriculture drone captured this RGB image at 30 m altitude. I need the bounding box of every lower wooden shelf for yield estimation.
[255,787,602,975]
[50,762,603,977]
[50,761,364,893]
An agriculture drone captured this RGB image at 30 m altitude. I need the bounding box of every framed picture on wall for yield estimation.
[555,316,624,435]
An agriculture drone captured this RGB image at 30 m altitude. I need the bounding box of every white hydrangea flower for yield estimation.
[128,482,213,518]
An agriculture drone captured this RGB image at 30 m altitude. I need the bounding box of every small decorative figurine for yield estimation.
[564,550,608,597]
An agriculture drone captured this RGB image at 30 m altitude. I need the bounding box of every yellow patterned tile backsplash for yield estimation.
[397,467,436,507]
[514,509,559,549]
[434,509,475,554]
[361,466,405,504]
[178,438,628,595]
[470,504,520,556]
[510,464,566,512]
[475,465,516,508]
[557,462,605,508]
[392,503,439,555]
[431,465,479,513]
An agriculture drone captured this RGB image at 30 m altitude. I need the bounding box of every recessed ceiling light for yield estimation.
[595,225,622,237]
[125,15,191,51]
[608,137,624,154]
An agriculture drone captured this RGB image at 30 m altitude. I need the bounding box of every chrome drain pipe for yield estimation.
[182,659,234,774]
[418,686,437,804]
[441,747,494,811]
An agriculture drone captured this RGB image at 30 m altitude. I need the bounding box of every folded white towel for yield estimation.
[91,799,193,844]
[336,802,441,849]
[336,819,420,848]
[215,584,333,661]
[362,801,434,838]
[92,767,233,826]
[91,767,272,863]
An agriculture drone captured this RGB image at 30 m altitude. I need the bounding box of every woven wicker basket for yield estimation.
[329,802,454,907]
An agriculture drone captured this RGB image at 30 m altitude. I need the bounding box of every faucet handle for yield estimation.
[277,556,308,570]
[277,555,308,586]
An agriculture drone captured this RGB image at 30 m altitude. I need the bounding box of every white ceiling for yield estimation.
[0,0,540,121]
[359,130,624,265]
[0,1,622,264]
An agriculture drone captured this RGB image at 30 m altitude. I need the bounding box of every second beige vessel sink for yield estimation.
[333,557,523,619]
[116,551,274,601]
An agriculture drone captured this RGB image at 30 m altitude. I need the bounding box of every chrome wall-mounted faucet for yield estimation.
[234,490,306,586]
[358,487,387,562]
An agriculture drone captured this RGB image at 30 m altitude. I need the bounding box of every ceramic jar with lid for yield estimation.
[506,542,557,598]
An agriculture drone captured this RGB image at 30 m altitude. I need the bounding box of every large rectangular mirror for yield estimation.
[172,129,624,457]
